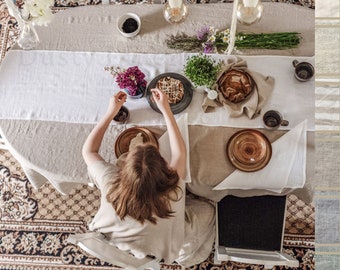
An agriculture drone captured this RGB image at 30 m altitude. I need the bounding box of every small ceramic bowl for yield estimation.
[117,13,141,38]
[113,106,130,124]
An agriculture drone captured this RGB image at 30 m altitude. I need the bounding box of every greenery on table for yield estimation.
[183,54,222,87]
[166,26,301,54]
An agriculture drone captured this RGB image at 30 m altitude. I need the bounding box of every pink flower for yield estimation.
[105,65,147,96]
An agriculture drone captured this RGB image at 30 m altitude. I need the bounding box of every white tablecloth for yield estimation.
[0,50,315,131]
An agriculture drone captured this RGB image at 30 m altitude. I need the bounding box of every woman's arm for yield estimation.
[82,91,127,166]
[151,88,186,179]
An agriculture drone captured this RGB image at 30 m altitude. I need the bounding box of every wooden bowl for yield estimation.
[114,127,159,158]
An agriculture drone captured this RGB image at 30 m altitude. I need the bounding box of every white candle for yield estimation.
[227,0,239,55]
[243,0,259,8]
[168,0,182,9]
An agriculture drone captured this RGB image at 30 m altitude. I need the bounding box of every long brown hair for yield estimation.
[106,143,182,224]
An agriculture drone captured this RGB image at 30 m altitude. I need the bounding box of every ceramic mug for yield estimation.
[263,110,289,130]
[292,60,314,82]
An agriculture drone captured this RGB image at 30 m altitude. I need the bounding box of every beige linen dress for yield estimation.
[87,160,215,267]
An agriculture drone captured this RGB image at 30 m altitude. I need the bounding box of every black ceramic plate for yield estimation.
[146,73,194,114]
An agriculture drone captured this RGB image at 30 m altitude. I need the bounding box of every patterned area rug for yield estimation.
[0,1,314,269]
[0,149,315,269]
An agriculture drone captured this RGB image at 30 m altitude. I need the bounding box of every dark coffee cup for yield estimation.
[263,110,289,130]
[113,106,129,124]
[292,60,314,82]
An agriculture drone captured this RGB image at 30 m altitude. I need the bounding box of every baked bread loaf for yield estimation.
[156,76,185,104]
[217,69,254,103]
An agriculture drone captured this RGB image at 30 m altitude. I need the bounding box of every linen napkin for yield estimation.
[202,57,275,119]
[158,113,191,183]
[213,120,307,193]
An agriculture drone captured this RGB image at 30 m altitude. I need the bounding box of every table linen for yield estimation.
[0,50,315,131]
[0,2,315,202]
[186,126,314,203]
[27,3,314,57]
[0,50,315,201]
[214,120,307,192]
[0,118,315,203]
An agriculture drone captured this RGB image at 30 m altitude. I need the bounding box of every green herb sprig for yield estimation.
[183,54,222,88]
[166,26,301,54]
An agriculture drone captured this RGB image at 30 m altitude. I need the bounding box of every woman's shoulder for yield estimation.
[87,160,118,189]
[88,159,115,170]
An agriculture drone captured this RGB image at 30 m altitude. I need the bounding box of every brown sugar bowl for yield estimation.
[217,69,255,103]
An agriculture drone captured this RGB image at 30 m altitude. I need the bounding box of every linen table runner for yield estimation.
[0,50,315,131]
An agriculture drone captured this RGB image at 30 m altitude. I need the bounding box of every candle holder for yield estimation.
[237,0,263,25]
[226,0,263,55]
[163,0,188,24]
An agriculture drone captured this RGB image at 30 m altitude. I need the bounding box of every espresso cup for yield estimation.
[292,60,314,82]
[263,110,289,130]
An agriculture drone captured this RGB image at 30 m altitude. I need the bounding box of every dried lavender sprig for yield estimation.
[166,31,301,52]
[165,33,202,52]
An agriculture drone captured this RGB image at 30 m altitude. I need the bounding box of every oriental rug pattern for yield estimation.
[0,149,315,270]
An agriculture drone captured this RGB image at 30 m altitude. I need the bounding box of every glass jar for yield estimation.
[237,0,263,25]
[17,20,40,50]
[163,0,188,24]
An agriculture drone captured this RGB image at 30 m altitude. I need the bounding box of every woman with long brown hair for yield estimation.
[82,89,215,267]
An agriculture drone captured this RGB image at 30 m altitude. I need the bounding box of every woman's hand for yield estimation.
[151,88,171,114]
[107,91,127,116]
[82,91,127,166]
